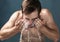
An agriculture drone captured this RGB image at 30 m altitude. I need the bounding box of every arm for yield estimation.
[40,9,59,42]
[0,26,19,40]
[0,11,22,40]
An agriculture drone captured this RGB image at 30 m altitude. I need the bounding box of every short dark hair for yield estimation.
[21,0,41,15]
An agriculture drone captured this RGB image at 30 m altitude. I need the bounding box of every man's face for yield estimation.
[23,10,38,28]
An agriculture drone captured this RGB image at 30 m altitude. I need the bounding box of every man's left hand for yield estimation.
[34,18,45,29]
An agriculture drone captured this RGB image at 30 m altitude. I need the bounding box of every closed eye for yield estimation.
[25,17,38,21]
[32,17,38,21]
[26,18,30,20]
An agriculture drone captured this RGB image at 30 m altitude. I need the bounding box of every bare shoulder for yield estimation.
[1,10,22,30]
[9,10,22,22]
[40,9,51,17]
[40,9,53,21]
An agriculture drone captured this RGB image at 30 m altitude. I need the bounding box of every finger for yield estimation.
[19,22,24,30]
[16,21,23,29]
[35,22,40,28]
[15,19,24,26]
[35,20,41,25]
[16,20,21,25]
[35,20,41,29]
[35,23,39,28]
[15,22,22,29]
[34,18,41,23]
[15,20,21,26]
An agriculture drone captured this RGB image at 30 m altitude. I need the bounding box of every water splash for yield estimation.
[20,20,30,42]
[20,20,41,42]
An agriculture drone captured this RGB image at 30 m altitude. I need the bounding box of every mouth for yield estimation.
[23,20,36,28]
[28,23,35,28]
[28,26,34,28]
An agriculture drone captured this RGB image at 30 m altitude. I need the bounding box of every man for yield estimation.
[0,0,59,42]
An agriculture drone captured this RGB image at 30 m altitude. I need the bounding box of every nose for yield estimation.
[29,20,33,25]
[28,20,35,28]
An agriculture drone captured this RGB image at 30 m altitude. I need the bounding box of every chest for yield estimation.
[22,28,40,36]
[20,27,44,42]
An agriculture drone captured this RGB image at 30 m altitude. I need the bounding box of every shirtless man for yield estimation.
[0,0,59,42]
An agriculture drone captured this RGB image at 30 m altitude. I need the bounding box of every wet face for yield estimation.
[23,10,38,28]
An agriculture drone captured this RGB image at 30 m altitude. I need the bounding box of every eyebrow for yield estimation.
[25,17,38,20]
[32,17,38,20]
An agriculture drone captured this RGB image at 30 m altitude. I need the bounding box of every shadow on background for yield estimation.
[0,0,60,42]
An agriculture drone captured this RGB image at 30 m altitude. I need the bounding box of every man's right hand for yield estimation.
[15,19,24,31]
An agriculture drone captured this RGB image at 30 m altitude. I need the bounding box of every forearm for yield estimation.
[0,26,20,40]
[40,26,59,41]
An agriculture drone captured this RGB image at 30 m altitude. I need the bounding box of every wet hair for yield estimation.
[21,0,41,18]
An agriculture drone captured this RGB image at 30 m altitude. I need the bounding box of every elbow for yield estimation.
[0,36,4,41]
[0,35,7,41]
[0,31,5,41]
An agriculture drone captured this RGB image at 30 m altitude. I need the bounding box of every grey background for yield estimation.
[0,0,60,42]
